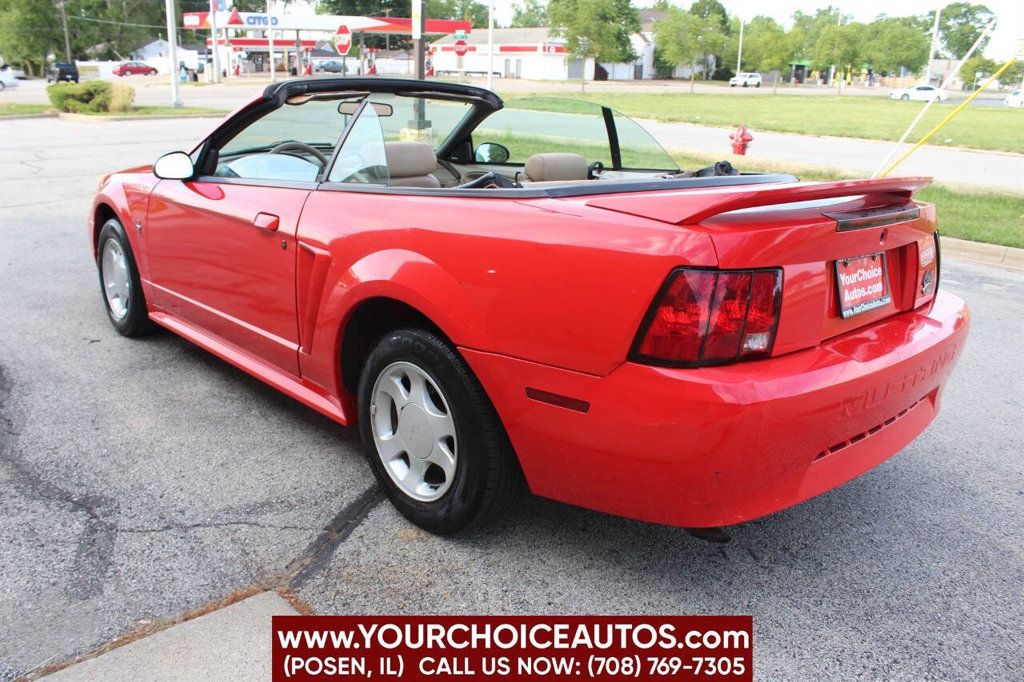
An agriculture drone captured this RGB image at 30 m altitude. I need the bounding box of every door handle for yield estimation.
[253,212,280,231]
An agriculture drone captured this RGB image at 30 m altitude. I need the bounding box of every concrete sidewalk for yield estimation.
[42,592,298,681]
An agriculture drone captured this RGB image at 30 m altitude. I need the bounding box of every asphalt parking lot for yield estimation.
[1,117,1022,680]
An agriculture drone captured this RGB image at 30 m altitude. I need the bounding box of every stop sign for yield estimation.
[454,39,468,57]
[334,25,351,56]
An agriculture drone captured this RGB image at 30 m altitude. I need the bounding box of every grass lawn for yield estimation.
[88,105,227,117]
[0,103,51,116]
[670,150,1024,249]
[502,92,1024,154]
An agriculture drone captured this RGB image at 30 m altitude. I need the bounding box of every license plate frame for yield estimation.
[835,251,892,319]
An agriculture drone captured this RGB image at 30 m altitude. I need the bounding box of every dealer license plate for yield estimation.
[835,252,892,318]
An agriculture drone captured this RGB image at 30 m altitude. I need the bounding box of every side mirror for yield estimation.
[474,142,510,164]
[153,151,195,180]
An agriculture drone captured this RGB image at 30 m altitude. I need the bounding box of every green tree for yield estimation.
[997,60,1024,89]
[688,0,728,32]
[510,0,547,28]
[959,55,997,88]
[0,0,60,74]
[931,2,994,58]
[812,20,862,88]
[547,0,638,91]
[730,16,793,93]
[653,6,706,92]
[862,17,930,75]
[790,6,842,62]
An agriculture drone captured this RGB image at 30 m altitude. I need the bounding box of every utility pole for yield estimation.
[926,4,943,84]
[267,0,275,82]
[383,8,391,52]
[487,0,494,90]
[412,0,424,81]
[165,0,183,107]
[736,19,743,74]
[56,0,71,62]
[210,0,221,83]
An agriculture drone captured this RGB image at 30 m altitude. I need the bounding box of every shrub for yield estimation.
[46,81,112,113]
[109,83,135,113]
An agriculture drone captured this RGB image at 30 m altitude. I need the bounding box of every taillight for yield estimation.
[914,232,940,309]
[631,268,783,367]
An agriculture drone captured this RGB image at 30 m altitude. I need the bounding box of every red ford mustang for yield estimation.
[90,78,969,534]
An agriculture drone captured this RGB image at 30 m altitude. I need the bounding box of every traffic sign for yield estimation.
[454,39,468,57]
[334,25,351,56]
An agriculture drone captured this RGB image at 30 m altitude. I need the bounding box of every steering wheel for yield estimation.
[457,171,519,189]
[588,161,605,179]
[269,141,329,167]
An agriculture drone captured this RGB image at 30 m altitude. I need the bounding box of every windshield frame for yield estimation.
[443,96,680,174]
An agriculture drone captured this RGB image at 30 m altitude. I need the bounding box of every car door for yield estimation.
[146,180,309,375]
[145,96,350,376]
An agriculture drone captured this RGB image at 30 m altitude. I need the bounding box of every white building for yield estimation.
[431,26,657,81]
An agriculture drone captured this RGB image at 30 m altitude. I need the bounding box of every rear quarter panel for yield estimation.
[296,190,718,388]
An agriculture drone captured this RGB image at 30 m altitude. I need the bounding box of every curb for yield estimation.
[58,111,225,122]
[0,112,58,121]
[941,236,1024,271]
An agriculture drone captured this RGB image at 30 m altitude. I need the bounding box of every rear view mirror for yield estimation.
[338,101,394,117]
[474,142,510,164]
[153,151,194,180]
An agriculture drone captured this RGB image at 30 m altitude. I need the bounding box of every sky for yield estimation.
[488,0,1022,60]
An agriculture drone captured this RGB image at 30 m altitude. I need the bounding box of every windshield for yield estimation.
[473,97,679,172]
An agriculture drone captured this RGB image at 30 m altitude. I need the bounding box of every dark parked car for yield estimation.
[46,62,79,83]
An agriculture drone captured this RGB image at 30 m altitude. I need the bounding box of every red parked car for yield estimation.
[89,79,968,534]
[113,61,157,76]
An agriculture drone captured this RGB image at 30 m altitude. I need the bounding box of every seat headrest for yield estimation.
[385,142,438,178]
[524,153,588,182]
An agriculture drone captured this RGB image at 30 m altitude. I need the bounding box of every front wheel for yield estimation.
[358,329,522,534]
[96,219,155,337]
[901,94,910,100]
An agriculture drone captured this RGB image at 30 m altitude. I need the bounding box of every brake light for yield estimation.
[914,232,940,308]
[631,268,783,367]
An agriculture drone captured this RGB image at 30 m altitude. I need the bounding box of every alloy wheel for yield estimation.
[101,238,131,320]
[370,361,457,502]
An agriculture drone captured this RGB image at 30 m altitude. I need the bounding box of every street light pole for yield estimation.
[267,0,275,82]
[487,0,494,90]
[412,0,425,81]
[210,0,221,83]
[56,0,72,63]
[926,3,943,84]
[736,19,743,74]
[165,0,183,107]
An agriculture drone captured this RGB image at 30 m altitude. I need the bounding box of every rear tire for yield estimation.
[357,328,522,534]
[96,218,156,337]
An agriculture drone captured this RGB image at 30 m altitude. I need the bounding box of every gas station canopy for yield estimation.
[183,10,471,36]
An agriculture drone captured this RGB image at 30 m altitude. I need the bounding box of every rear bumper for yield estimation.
[462,291,969,527]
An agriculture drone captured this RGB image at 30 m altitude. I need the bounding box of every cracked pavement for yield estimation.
[1,117,1022,680]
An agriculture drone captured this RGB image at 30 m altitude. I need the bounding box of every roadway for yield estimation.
[0,115,1022,680]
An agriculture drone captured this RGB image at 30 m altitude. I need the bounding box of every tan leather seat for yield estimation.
[385,142,440,188]
[524,153,588,182]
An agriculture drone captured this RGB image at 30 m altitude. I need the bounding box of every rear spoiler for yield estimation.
[586,177,931,225]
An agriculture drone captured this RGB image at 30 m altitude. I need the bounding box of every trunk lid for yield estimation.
[586,177,938,356]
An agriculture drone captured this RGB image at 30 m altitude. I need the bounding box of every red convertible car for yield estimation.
[90,78,968,534]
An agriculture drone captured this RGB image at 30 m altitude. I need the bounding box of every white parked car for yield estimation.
[889,84,948,102]
[1004,91,1024,108]
[0,67,18,91]
[729,72,762,88]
